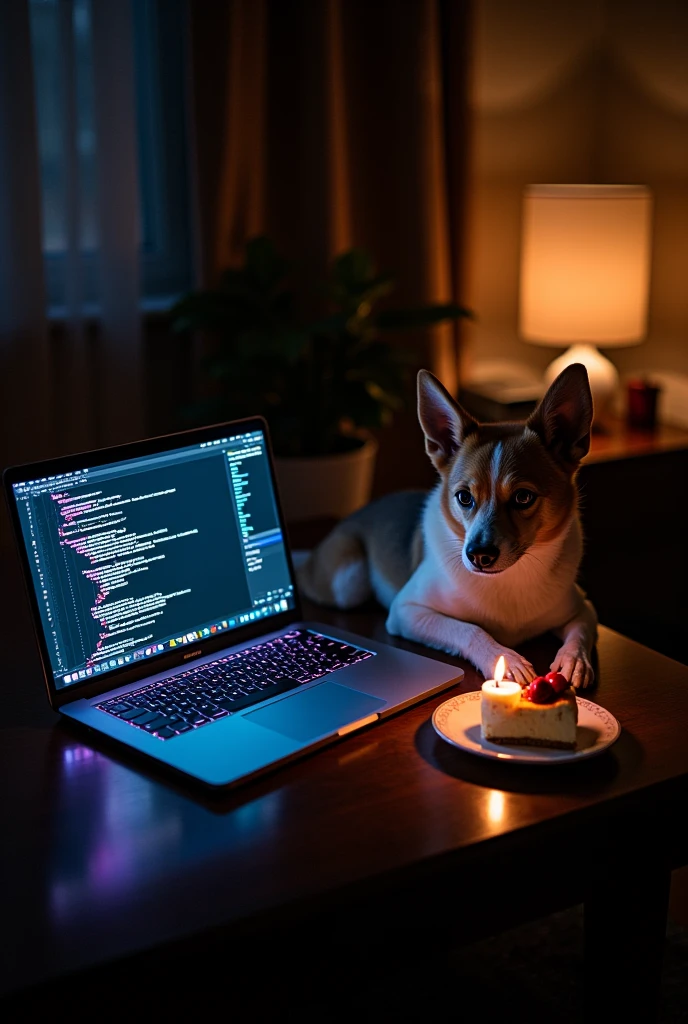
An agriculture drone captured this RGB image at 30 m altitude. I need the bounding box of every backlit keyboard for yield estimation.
[96,629,374,740]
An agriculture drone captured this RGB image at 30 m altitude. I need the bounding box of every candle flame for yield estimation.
[495,656,506,685]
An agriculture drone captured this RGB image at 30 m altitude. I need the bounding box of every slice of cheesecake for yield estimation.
[481,687,578,749]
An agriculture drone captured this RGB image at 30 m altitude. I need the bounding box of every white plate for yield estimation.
[432,691,621,764]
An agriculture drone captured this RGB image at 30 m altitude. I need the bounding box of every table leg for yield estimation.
[584,860,671,1023]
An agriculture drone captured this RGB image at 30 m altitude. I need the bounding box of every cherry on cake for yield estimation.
[481,670,578,750]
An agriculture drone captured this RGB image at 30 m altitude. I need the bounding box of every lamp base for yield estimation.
[543,343,618,427]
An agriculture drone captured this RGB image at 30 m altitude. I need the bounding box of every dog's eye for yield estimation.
[512,489,536,508]
[456,489,474,508]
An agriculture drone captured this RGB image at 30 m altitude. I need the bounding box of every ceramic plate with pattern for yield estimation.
[432,690,621,764]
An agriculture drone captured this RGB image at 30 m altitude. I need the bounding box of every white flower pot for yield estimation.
[274,437,378,522]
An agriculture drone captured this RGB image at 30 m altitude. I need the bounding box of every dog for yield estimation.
[298,362,597,688]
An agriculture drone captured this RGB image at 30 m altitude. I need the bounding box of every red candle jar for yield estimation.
[627,378,661,431]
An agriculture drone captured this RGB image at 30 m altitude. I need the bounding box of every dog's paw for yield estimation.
[486,648,536,686]
[550,644,594,689]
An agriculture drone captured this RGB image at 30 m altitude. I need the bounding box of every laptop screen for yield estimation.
[10,425,296,691]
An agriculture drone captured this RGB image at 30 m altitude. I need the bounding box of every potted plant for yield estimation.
[171,237,469,519]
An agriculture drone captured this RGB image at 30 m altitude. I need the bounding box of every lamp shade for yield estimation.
[519,185,652,347]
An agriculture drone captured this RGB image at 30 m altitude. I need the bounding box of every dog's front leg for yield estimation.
[550,595,598,689]
[386,600,536,684]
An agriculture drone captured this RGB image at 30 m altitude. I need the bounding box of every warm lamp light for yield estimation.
[519,184,652,422]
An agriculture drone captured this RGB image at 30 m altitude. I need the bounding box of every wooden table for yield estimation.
[1,539,687,1019]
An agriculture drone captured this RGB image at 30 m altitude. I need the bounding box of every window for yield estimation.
[29,0,192,312]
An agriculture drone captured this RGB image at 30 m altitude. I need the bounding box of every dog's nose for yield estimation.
[466,543,500,569]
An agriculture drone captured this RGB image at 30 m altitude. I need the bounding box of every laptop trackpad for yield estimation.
[244,681,386,743]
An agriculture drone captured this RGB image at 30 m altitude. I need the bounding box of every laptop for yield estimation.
[4,417,462,789]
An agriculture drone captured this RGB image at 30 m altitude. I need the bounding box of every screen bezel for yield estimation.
[3,417,302,710]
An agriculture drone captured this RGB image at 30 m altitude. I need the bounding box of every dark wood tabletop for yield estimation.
[2,534,687,1019]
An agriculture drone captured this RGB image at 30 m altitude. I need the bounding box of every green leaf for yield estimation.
[170,291,256,334]
[308,312,350,335]
[235,328,309,363]
[279,329,311,362]
[245,236,290,291]
[271,290,293,318]
[218,267,250,296]
[326,271,397,314]
[336,380,387,430]
[356,277,396,305]
[333,248,374,289]
[375,303,472,330]
[364,380,404,410]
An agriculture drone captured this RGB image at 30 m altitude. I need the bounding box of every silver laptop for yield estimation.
[4,418,462,789]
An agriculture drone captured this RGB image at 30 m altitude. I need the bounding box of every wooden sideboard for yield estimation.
[579,419,688,665]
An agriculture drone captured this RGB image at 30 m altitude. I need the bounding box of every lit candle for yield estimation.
[481,656,522,717]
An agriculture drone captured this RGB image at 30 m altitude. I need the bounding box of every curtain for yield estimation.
[188,0,471,492]
[89,0,143,446]
[0,0,51,470]
[0,0,143,476]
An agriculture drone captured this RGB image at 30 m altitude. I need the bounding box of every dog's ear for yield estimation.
[417,370,477,472]
[527,363,593,467]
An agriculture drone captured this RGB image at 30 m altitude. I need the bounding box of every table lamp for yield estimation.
[519,184,652,424]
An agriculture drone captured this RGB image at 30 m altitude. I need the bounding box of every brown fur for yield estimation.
[440,423,578,569]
